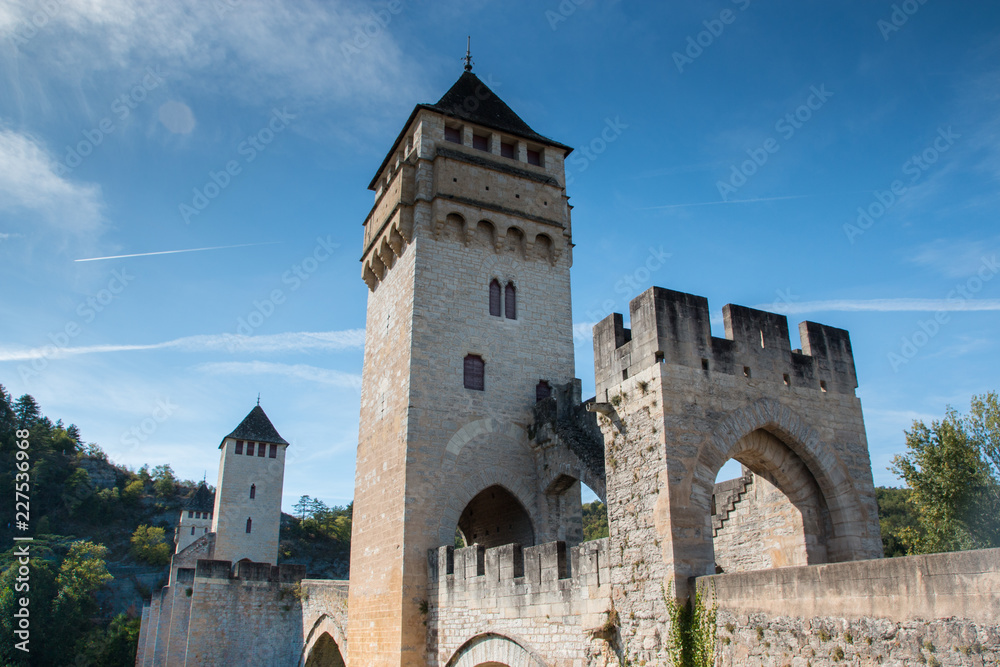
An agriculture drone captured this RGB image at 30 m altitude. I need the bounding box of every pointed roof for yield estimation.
[368,70,572,190]
[220,405,289,449]
[185,483,215,511]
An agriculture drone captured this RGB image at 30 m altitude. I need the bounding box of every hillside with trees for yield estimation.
[0,385,350,666]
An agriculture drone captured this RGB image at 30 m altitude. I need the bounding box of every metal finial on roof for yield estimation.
[257,392,261,406]
[463,36,473,72]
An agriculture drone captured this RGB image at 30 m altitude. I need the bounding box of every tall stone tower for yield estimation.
[210,404,289,566]
[349,65,576,665]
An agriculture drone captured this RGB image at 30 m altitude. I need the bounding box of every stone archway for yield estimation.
[446,633,546,667]
[458,485,535,549]
[684,398,873,580]
[303,632,345,667]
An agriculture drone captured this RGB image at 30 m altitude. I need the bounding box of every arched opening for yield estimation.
[503,227,525,257]
[475,220,496,249]
[710,429,831,573]
[443,213,465,242]
[458,485,534,549]
[534,233,553,262]
[304,632,346,667]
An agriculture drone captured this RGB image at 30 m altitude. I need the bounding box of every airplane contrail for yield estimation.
[641,195,812,210]
[74,241,281,262]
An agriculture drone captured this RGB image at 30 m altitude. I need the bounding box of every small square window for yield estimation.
[235,440,243,455]
[473,133,489,152]
[445,126,462,144]
[188,511,194,518]
[526,148,542,166]
[501,141,515,159]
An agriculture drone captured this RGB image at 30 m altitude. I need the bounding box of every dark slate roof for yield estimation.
[186,483,215,511]
[220,405,289,448]
[368,70,572,190]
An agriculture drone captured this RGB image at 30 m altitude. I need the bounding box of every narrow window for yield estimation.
[743,366,751,379]
[536,380,552,402]
[622,369,629,381]
[250,484,256,499]
[188,510,194,518]
[269,444,277,458]
[246,442,255,456]
[464,354,485,391]
[246,518,252,534]
[445,126,462,144]
[235,440,243,455]
[501,141,515,159]
[783,373,791,386]
[526,148,541,166]
[504,282,516,320]
[191,526,195,535]
[655,351,665,363]
[489,279,502,317]
[204,527,208,534]
[473,133,489,152]
[820,380,828,393]
[701,358,710,371]
[257,443,266,457]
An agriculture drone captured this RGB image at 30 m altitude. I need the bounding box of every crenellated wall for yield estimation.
[426,539,612,666]
[594,287,857,400]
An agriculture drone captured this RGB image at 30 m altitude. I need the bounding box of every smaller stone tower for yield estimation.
[210,405,289,565]
[175,483,215,553]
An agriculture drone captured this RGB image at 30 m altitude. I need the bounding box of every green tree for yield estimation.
[874,487,918,557]
[582,500,609,541]
[151,464,177,497]
[122,479,145,505]
[52,541,114,659]
[891,393,1000,553]
[130,525,172,566]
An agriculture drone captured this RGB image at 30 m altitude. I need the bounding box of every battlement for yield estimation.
[428,538,609,595]
[194,559,306,584]
[594,287,857,398]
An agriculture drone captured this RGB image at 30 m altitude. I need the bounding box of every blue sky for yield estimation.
[1,0,998,510]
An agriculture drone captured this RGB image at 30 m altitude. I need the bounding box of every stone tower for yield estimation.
[349,67,577,665]
[210,404,289,566]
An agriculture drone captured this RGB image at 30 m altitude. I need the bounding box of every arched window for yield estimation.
[250,484,256,499]
[245,518,252,534]
[504,282,516,319]
[536,380,552,402]
[489,279,501,317]
[191,526,195,535]
[464,354,485,391]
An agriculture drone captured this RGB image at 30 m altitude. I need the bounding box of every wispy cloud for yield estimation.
[760,298,1000,314]
[0,329,365,362]
[0,127,104,232]
[197,361,361,389]
[908,239,999,279]
[573,322,595,343]
[2,0,421,111]
[75,242,281,263]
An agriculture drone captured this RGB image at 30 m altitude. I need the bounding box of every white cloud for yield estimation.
[760,298,1000,314]
[197,361,362,389]
[0,329,366,362]
[0,127,104,232]
[908,239,999,279]
[2,0,422,110]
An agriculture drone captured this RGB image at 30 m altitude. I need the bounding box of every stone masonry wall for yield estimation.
[426,539,612,666]
[704,548,1000,666]
[713,470,809,573]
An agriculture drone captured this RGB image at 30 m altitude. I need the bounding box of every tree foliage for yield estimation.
[582,500,609,542]
[874,487,918,557]
[890,392,1000,553]
[130,525,172,566]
